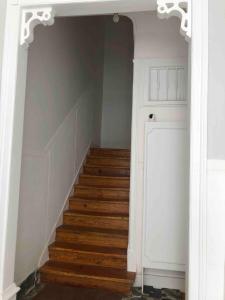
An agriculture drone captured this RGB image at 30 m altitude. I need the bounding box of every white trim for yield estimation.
[133,58,188,107]
[157,0,191,40]
[0,283,20,300]
[20,7,55,47]
[128,54,140,272]
[0,3,26,297]
[135,270,185,292]
[188,0,208,299]
[0,1,212,299]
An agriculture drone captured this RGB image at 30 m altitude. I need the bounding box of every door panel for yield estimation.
[143,122,188,272]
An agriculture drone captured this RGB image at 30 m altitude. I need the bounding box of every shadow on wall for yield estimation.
[100,15,134,149]
[15,16,105,285]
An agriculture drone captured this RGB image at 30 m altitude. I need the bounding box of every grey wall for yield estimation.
[101,16,134,149]
[208,0,225,159]
[22,17,104,153]
[16,16,105,284]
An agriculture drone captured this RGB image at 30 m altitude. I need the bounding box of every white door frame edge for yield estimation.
[0,1,208,299]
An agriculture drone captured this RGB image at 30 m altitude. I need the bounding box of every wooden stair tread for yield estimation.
[40,147,135,293]
[90,148,130,152]
[69,197,129,203]
[57,225,128,236]
[75,185,129,192]
[80,174,130,180]
[90,148,130,157]
[40,261,135,282]
[79,175,130,188]
[86,156,130,168]
[85,164,130,170]
[69,198,129,215]
[84,165,130,177]
[74,186,129,201]
[87,155,130,161]
[64,210,129,218]
[49,242,127,256]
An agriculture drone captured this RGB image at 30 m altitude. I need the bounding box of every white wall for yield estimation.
[128,11,188,59]
[127,11,188,291]
[208,0,225,159]
[101,16,134,149]
[15,16,104,284]
[206,160,225,300]
[0,0,6,92]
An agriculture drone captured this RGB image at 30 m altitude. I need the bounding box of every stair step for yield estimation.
[79,175,130,188]
[74,185,129,201]
[84,165,130,177]
[90,148,130,158]
[39,148,135,292]
[40,261,135,295]
[64,210,129,230]
[69,198,129,214]
[86,156,130,168]
[56,225,128,249]
[49,242,127,269]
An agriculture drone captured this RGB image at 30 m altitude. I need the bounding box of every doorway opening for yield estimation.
[15,14,135,296]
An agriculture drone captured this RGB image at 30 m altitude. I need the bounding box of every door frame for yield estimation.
[0,1,208,300]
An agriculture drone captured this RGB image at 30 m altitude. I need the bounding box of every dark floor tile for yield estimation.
[30,284,122,300]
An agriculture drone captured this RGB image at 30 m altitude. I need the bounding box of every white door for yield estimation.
[143,122,188,272]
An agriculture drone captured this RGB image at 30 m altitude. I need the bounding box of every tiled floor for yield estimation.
[18,284,184,300]
[19,284,121,300]
[123,287,185,300]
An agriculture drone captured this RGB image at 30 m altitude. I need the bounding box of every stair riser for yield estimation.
[90,149,130,159]
[74,188,129,201]
[69,200,129,214]
[84,166,130,177]
[41,272,132,295]
[56,231,128,249]
[49,249,127,269]
[79,177,129,189]
[64,215,129,230]
[86,157,130,168]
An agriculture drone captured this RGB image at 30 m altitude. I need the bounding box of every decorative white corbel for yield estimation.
[20,7,55,47]
[157,0,191,41]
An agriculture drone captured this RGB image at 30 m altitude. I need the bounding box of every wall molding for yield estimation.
[38,142,91,268]
[16,85,97,284]
[188,0,208,299]
[20,7,55,47]
[157,0,191,41]
[134,269,185,292]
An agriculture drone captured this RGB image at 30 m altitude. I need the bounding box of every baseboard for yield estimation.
[134,269,185,292]
[38,142,91,267]
[0,283,20,300]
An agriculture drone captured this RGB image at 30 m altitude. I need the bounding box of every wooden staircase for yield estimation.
[40,148,135,295]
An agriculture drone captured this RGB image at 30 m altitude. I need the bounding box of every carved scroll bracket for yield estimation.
[20,7,55,47]
[157,0,191,41]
